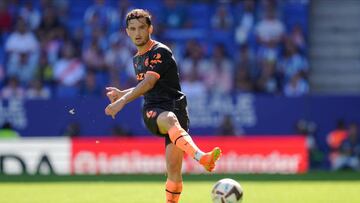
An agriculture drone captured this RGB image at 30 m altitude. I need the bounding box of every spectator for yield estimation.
[283,72,309,97]
[235,0,256,45]
[36,51,54,87]
[0,122,20,138]
[40,26,69,65]
[255,8,285,47]
[26,79,51,99]
[7,51,38,85]
[290,24,306,52]
[53,41,85,98]
[327,120,348,166]
[37,7,64,41]
[82,38,107,73]
[259,0,279,16]
[331,122,360,171]
[278,37,309,83]
[5,17,39,56]
[234,65,254,93]
[256,42,279,66]
[105,34,133,89]
[19,1,41,30]
[235,44,258,81]
[204,43,233,94]
[84,26,108,53]
[84,10,104,40]
[328,120,348,150]
[255,59,279,94]
[0,76,25,100]
[211,4,234,31]
[180,40,209,81]
[82,36,108,89]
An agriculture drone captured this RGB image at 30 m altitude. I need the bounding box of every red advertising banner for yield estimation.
[71,136,308,174]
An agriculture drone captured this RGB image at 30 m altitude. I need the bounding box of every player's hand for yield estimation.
[105,98,126,119]
[105,87,123,103]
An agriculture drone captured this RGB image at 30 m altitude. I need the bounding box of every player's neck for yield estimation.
[136,39,155,55]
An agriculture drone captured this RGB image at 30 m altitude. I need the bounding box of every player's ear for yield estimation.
[126,28,130,36]
[149,25,153,34]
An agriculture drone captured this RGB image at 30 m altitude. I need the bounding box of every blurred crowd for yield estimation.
[0,0,309,100]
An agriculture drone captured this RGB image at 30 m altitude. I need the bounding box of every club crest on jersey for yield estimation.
[146,110,157,118]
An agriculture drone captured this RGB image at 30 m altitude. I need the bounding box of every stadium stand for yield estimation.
[0,0,309,98]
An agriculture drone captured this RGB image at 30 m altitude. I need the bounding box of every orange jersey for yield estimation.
[327,129,348,149]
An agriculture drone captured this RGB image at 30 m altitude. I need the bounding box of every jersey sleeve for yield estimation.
[146,48,171,79]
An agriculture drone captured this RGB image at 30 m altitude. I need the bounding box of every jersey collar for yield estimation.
[135,39,156,56]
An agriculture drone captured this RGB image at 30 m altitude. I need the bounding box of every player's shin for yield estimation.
[165,179,182,203]
[168,124,205,161]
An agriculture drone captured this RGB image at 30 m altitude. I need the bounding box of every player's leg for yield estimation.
[165,141,183,203]
[157,111,221,172]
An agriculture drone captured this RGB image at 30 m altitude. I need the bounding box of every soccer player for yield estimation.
[105,9,221,203]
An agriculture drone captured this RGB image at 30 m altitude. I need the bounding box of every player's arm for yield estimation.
[118,87,135,95]
[121,72,158,103]
[106,87,135,103]
[105,72,158,118]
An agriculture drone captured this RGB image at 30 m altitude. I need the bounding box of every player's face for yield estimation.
[126,18,153,47]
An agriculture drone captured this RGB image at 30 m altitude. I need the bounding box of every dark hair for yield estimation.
[125,9,152,28]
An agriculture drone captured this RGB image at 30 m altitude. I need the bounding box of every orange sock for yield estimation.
[168,124,204,160]
[166,179,182,203]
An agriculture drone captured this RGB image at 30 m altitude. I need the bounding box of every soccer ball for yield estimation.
[211,178,243,203]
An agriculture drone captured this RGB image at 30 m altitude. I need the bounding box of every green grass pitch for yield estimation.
[1,172,360,203]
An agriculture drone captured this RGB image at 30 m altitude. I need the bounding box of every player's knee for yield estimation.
[157,112,178,127]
